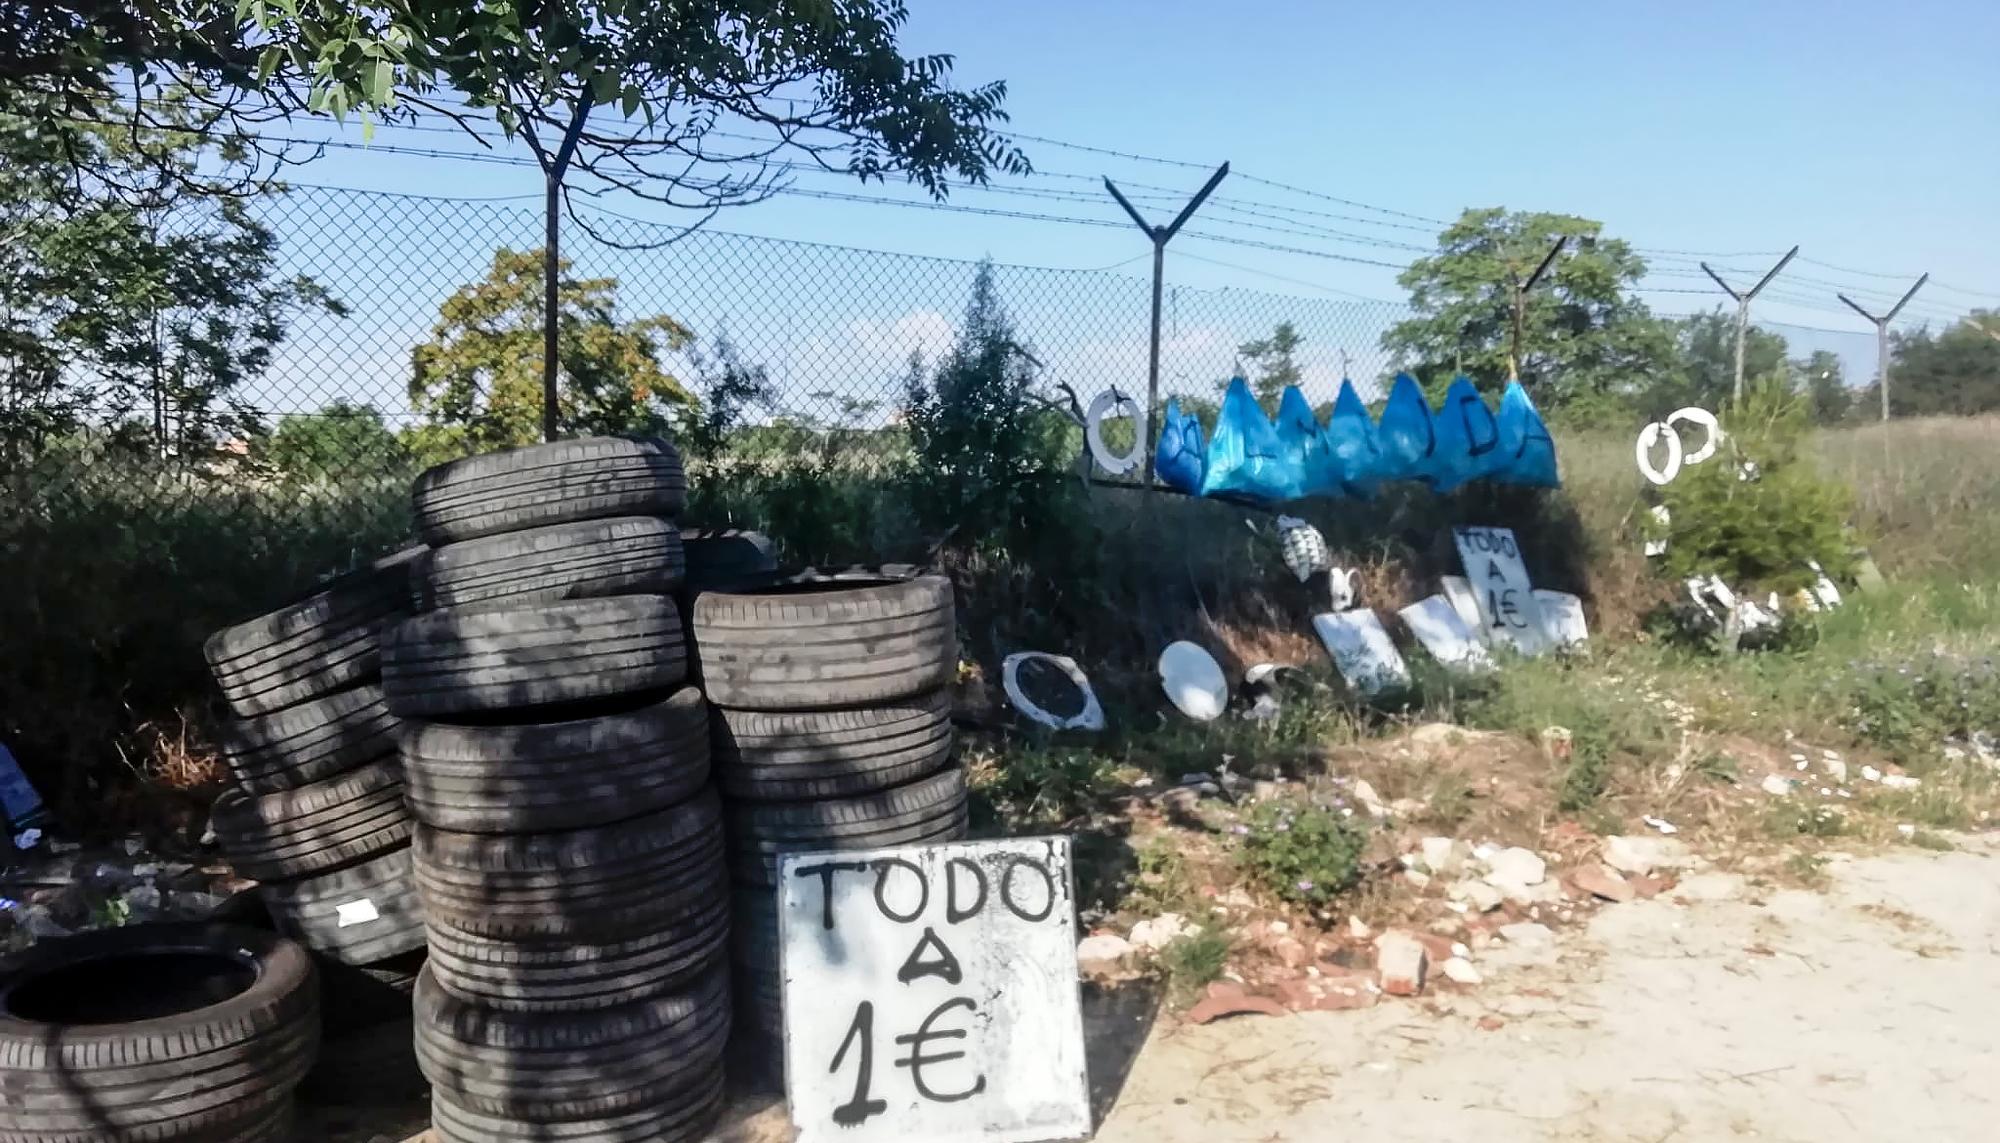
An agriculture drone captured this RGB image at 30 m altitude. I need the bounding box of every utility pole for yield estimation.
[1508,238,1569,383]
[1699,246,1798,403]
[1838,275,1929,422]
[1105,162,1229,482]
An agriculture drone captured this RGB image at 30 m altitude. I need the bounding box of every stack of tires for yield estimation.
[691,572,967,1075]
[203,549,432,1100]
[0,924,318,1141]
[384,437,731,1143]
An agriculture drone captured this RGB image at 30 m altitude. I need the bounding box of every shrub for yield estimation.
[1238,797,1370,907]
[1844,652,2000,766]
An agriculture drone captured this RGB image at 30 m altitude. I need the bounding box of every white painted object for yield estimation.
[1636,407,1723,486]
[1083,388,1145,475]
[779,837,1090,1143]
[334,898,380,927]
[1644,505,1671,557]
[1312,609,1410,696]
[1533,589,1589,647]
[1326,566,1360,612]
[1452,525,1552,656]
[1157,642,1228,721]
[1398,595,1493,672]
[1641,815,1679,835]
[1275,515,1331,583]
[1808,560,1843,610]
[1000,653,1104,732]
[1438,575,1485,638]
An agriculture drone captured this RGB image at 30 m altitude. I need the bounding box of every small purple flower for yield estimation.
[1231,824,1250,836]
[1296,879,1315,893]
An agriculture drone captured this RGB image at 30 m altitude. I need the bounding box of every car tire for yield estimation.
[711,690,953,801]
[210,759,411,883]
[400,689,710,834]
[412,436,686,546]
[204,549,420,718]
[723,767,968,887]
[429,1066,722,1143]
[259,846,426,966]
[382,596,688,718]
[218,684,399,796]
[691,573,955,710]
[412,516,685,612]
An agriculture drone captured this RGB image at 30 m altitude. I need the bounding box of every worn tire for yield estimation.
[211,759,411,884]
[426,891,727,1013]
[430,1067,723,1143]
[0,924,317,1143]
[400,689,710,834]
[300,1017,426,1106]
[414,962,729,1123]
[724,767,969,887]
[728,889,786,1041]
[382,595,687,718]
[679,528,778,592]
[413,516,686,612]
[412,436,686,546]
[218,685,399,796]
[204,549,420,718]
[259,846,425,966]
[413,789,725,941]
[712,690,953,800]
[692,574,956,710]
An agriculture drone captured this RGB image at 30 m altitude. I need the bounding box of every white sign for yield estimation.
[1312,609,1410,696]
[1452,526,1551,656]
[1399,595,1493,671]
[779,837,1090,1143]
[1438,575,1486,639]
[1533,589,1589,647]
[334,898,381,927]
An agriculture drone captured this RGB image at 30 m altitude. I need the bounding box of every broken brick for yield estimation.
[1570,863,1636,903]
[1375,931,1429,997]
[1187,982,1288,1025]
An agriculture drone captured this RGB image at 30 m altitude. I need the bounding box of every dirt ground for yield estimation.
[324,833,2000,1143]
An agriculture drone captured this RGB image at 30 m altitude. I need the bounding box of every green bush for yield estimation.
[1651,380,1856,592]
[1843,652,2000,768]
[1238,797,1370,907]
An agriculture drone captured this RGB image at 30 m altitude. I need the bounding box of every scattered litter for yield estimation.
[1644,504,1671,556]
[1896,824,1916,838]
[1312,609,1410,696]
[1793,759,1809,771]
[1533,589,1589,647]
[1860,765,1882,783]
[1818,787,1832,797]
[1275,515,1333,584]
[1128,914,1193,952]
[1880,774,1922,791]
[1440,957,1483,985]
[12,828,41,850]
[1640,815,1679,835]
[1158,641,1228,721]
[1001,651,1106,732]
[1789,753,1808,763]
[1761,774,1796,796]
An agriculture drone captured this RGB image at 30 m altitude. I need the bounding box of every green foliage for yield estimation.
[1558,726,1614,811]
[980,745,1115,826]
[1765,802,1848,838]
[901,261,1077,551]
[1128,839,1201,918]
[1383,207,1676,408]
[678,333,779,465]
[1843,652,2000,765]
[1795,350,1851,425]
[1637,310,1790,414]
[1239,798,1370,907]
[258,402,407,481]
[1653,382,1856,592]
[410,247,693,451]
[1882,313,2000,417]
[1236,321,1305,411]
[1158,927,1233,1001]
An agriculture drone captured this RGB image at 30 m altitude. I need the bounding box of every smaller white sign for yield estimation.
[1438,575,1486,640]
[780,838,1090,1143]
[1452,526,1551,656]
[1533,590,1589,647]
[1312,609,1410,696]
[334,898,380,928]
[1399,595,1493,671]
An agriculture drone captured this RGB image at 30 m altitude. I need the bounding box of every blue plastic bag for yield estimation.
[1494,380,1561,487]
[1430,376,1504,492]
[1200,377,1302,502]
[1274,384,1343,499]
[1153,398,1207,495]
[1324,379,1382,498]
[1374,373,1438,486]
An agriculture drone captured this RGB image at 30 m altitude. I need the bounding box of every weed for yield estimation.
[1558,728,1614,811]
[1907,829,1955,852]
[1765,802,1848,838]
[88,897,132,928]
[1239,798,1370,907]
[1784,851,1831,887]
[1692,750,1740,784]
[1879,787,1975,830]
[978,742,1116,826]
[1158,926,1233,1003]
[1127,837,1202,918]
[1422,771,1476,830]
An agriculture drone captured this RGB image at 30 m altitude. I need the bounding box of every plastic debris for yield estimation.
[1001,652,1105,732]
[1152,399,1206,495]
[12,828,42,850]
[1275,515,1331,583]
[1641,815,1679,835]
[1158,642,1228,721]
[1399,595,1493,672]
[1200,377,1298,502]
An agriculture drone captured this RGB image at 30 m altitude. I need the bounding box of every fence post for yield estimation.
[1699,246,1798,403]
[1837,274,1928,423]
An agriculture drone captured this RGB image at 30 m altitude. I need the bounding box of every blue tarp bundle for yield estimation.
[1155,373,1560,504]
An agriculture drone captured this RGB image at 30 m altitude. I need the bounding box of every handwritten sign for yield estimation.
[1311,609,1411,696]
[1399,595,1494,671]
[1452,526,1551,656]
[1533,589,1589,647]
[779,837,1090,1143]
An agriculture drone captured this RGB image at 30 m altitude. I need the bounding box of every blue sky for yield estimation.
[258,0,2000,417]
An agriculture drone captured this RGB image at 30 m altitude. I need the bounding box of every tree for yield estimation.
[0,100,339,463]
[259,400,404,480]
[903,260,1070,549]
[1879,313,2000,417]
[243,1,1028,442]
[1641,310,1790,415]
[1791,350,1849,425]
[679,332,779,462]
[410,247,693,453]
[1237,321,1304,411]
[1383,208,1675,412]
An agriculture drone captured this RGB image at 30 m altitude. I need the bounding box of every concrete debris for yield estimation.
[1404,869,1433,889]
[1186,981,1288,1025]
[1375,931,1429,997]
[1249,779,1284,803]
[1571,863,1636,903]
[1347,916,1374,941]
[1450,941,1471,959]
[1420,837,1472,877]
[1603,835,1697,876]
[1270,936,1309,969]
[1896,823,1916,838]
[1129,914,1193,952]
[1449,880,1505,913]
[1641,815,1679,835]
[1076,934,1134,975]
[1860,766,1882,783]
[1498,922,1555,947]
[1483,846,1548,888]
[1880,774,1922,791]
[1350,779,1390,819]
[1822,757,1849,782]
[1439,957,1483,985]
[1672,872,1746,902]
[1761,774,1797,796]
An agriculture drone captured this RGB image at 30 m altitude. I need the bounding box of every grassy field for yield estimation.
[0,414,1992,842]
